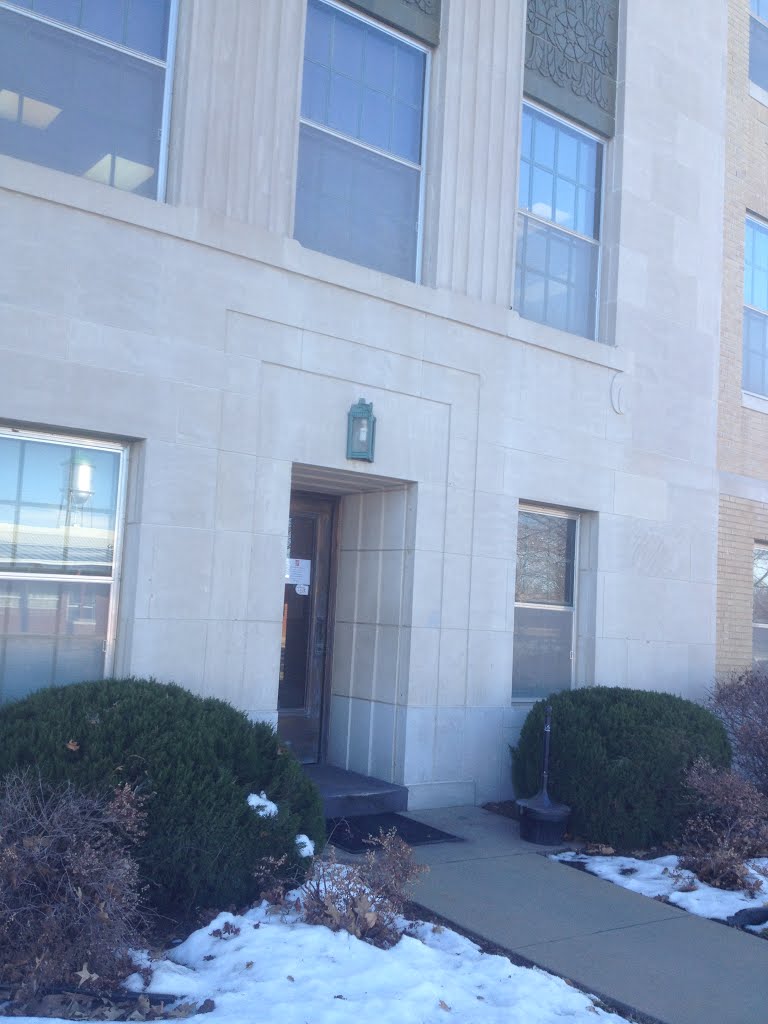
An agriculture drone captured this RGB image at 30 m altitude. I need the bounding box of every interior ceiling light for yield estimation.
[84,154,155,192]
[0,89,61,129]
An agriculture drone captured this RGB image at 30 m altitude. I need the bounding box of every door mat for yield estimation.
[326,813,463,854]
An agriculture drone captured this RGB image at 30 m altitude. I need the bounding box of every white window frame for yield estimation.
[750,2,768,106]
[514,100,605,342]
[296,0,430,283]
[0,0,179,201]
[0,425,129,691]
[742,215,768,399]
[512,503,580,703]
[753,541,768,665]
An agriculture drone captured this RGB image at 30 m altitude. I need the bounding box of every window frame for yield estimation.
[296,0,431,283]
[750,1,768,105]
[0,0,179,201]
[0,425,129,696]
[514,100,605,342]
[742,215,768,399]
[753,541,768,666]
[511,503,580,703]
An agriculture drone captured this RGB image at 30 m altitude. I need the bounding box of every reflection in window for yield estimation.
[0,430,124,704]
[743,218,768,396]
[751,1,768,95]
[753,544,768,665]
[295,0,427,281]
[513,508,577,699]
[514,104,602,340]
[0,2,174,198]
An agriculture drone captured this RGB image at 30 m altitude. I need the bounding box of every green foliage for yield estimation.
[512,687,731,849]
[0,678,325,913]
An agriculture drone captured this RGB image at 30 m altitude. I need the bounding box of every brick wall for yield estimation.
[717,2,768,672]
[719,0,768,477]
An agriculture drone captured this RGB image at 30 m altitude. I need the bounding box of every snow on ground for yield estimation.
[552,851,768,921]
[7,900,632,1024]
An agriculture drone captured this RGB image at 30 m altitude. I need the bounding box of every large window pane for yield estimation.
[518,106,601,242]
[754,546,768,624]
[515,512,576,606]
[512,607,573,698]
[19,0,171,56]
[0,437,120,576]
[295,122,420,281]
[744,220,768,396]
[516,105,602,338]
[515,215,599,339]
[743,308,768,395]
[513,509,578,699]
[751,14,768,94]
[297,0,425,280]
[0,6,168,197]
[0,579,110,702]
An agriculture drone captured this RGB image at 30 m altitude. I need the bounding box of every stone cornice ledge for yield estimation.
[2,156,630,376]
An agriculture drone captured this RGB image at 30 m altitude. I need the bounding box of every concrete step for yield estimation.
[303,764,408,819]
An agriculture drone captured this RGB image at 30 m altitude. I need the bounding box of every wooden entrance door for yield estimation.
[278,493,336,763]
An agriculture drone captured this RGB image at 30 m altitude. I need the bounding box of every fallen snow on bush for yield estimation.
[552,852,768,921]
[295,833,315,857]
[246,792,278,817]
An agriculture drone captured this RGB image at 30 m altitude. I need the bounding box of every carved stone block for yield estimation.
[524,0,618,137]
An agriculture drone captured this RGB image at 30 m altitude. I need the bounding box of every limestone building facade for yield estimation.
[0,0,728,806]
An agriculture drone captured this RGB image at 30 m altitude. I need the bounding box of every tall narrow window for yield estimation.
[751,1,768,98]
[512,507,577,699]
[0,429,126,704]
[295,0,427,281]
[0,0,176,199]
[753,544,768,665]
[743,217,768,396]
[514,104,603,340]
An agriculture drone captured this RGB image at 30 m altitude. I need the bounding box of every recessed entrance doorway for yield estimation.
[278,493,336,763]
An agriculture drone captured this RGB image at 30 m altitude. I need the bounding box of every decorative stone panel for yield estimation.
[524,0,618,137]
[344,0,440,45]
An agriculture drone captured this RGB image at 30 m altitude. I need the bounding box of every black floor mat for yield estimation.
[326,812,463,854]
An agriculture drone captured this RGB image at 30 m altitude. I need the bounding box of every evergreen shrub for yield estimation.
[512,686,731,848]
[0,678,325,913]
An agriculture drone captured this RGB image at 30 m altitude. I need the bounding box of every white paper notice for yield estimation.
[295,584,309,596]
[285,558,311,586]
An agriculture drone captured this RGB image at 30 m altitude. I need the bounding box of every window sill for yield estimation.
[507,312,630,374]
[0,153,631,376]
[749,79,768,108]
[742,390,768,414]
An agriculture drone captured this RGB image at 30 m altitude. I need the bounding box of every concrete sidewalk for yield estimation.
[405,806,768,1024]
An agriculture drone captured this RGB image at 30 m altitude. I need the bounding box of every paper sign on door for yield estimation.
[285,558,311,587]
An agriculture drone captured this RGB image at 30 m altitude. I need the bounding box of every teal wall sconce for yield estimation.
[347,398,376,462]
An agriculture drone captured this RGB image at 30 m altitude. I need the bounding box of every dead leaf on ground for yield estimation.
[438,999,451,1011]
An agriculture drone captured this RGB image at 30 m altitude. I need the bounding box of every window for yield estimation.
[514,104,603,340]
[294,0,428,281]
[751,1,768,96]
[754,544,768,664]
[743,217,768,395]
[512,508,577,699]
[0,429,126,704]
[0,0,176,199]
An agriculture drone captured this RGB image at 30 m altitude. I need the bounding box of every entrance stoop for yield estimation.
[303,764,408,818]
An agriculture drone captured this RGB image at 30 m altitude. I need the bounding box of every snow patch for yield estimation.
[247,792,278,817]
[552,851,768,922]
[295,833,314,857]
